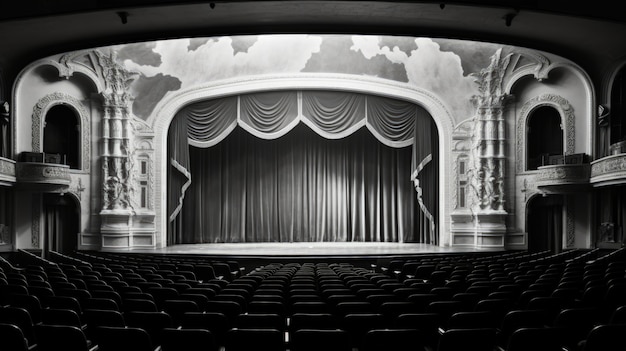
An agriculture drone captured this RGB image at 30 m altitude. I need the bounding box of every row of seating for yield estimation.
[1,247,625,350]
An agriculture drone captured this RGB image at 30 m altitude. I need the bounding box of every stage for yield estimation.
[122,242,503,258]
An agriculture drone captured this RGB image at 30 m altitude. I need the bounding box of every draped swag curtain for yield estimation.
[167,90,438,244]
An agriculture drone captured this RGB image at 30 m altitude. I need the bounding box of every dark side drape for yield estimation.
[167,90,438,244]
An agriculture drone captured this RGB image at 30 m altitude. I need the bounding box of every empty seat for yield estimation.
[289,313,340,333]
[361,328,426,351]
[180,311,231,346]
[436,327,497,351]
[581,323,626,351]
[160,328,218,351]
[224,328,285,351]
[505,327,566,351]
[34,324,93,351]
[290,329,352,351]
[94,326,157,351]
[235,313,286,331]
[0,322,29,351]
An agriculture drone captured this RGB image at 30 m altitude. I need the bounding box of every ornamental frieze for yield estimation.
[590,155,626,177]
[0,158,16,177]
[535,164,590,184]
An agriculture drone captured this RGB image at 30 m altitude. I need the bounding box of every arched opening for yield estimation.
[527,106,563,170]
[42,193,79,256]
[43,104,80,169]
[527,194,563,252]
[166,90,439,246]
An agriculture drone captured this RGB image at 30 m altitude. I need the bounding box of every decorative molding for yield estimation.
[466,48,511,213]
[516,94,576,173]
[31,194,40,248]
[0,157,16,183]
[590,154,626,185]
[16,162,71,185]
[69,177,86,201]
[535,164,590,186]
[31,92,91,172]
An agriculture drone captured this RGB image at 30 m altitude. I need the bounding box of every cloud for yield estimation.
[124,35,323,90]
[116,42,161,67]
[304,35,408,81]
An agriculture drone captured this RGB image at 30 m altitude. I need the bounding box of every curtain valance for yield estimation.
[178,90,419,149]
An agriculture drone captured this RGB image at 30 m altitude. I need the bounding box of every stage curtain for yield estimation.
[180,124,419,243]
[412,107,438,244]
[185,96,238,147]
[167,113,191,244]
[169,90,438,244]
[366,95,416,147]
[239,91,299,138]
[301,90,365,137]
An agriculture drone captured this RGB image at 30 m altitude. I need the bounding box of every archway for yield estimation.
[43,104,80,169]
[527,106,563,170]
[526,194,563,252]
[43,193,80,256]
[152,75,455,248]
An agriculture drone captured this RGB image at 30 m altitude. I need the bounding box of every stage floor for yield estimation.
[126,242,502,258]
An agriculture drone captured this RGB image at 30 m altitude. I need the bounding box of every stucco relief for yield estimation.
[516,94,575,173]
[31,92,91,172]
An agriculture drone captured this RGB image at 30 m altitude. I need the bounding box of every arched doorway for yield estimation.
[527,194,563,252]
[43,104,80,169]
[527,106,563,170]
[43,193,79,256]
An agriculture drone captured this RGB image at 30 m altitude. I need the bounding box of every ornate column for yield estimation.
[466,49,511,247]
[96,50,140,249]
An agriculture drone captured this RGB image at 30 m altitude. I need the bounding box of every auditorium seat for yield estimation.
[446,310,500,330]
[1,293,43,324]
[290,328,352,351]
[41,308,85,330]
[94,326,158,351]
[160,328,218,351]
[122,298,159,312]
[0,306,37,348]
[83,309,125,340]
[394,313,441,349]
[552,307,602,350]
[235,313,286,331]
[0,322,30,351]
[341,313,388,349]
[436,327,497,351]
[289,313,340,334]
[246,300,287,317]
[496,309,548,348]
[82,297,119,311]
[162,299,200,325]
[181,311,231,346]
[34,324,94,351]
[224,328,285,351]
[361,328,426,351]
[505,327,566,351]
[581,323,626,351]
[125,310,175,348]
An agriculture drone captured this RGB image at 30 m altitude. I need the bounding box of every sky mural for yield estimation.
[106,35,508,121]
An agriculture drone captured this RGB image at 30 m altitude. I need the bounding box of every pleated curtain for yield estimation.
[168,90,438,244]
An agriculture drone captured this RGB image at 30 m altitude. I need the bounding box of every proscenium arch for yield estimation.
[152,74,456,248]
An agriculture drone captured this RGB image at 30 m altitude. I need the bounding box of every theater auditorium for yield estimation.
[1,1,626,350]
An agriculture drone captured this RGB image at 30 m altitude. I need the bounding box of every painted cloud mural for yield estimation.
[106,35,506,121]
